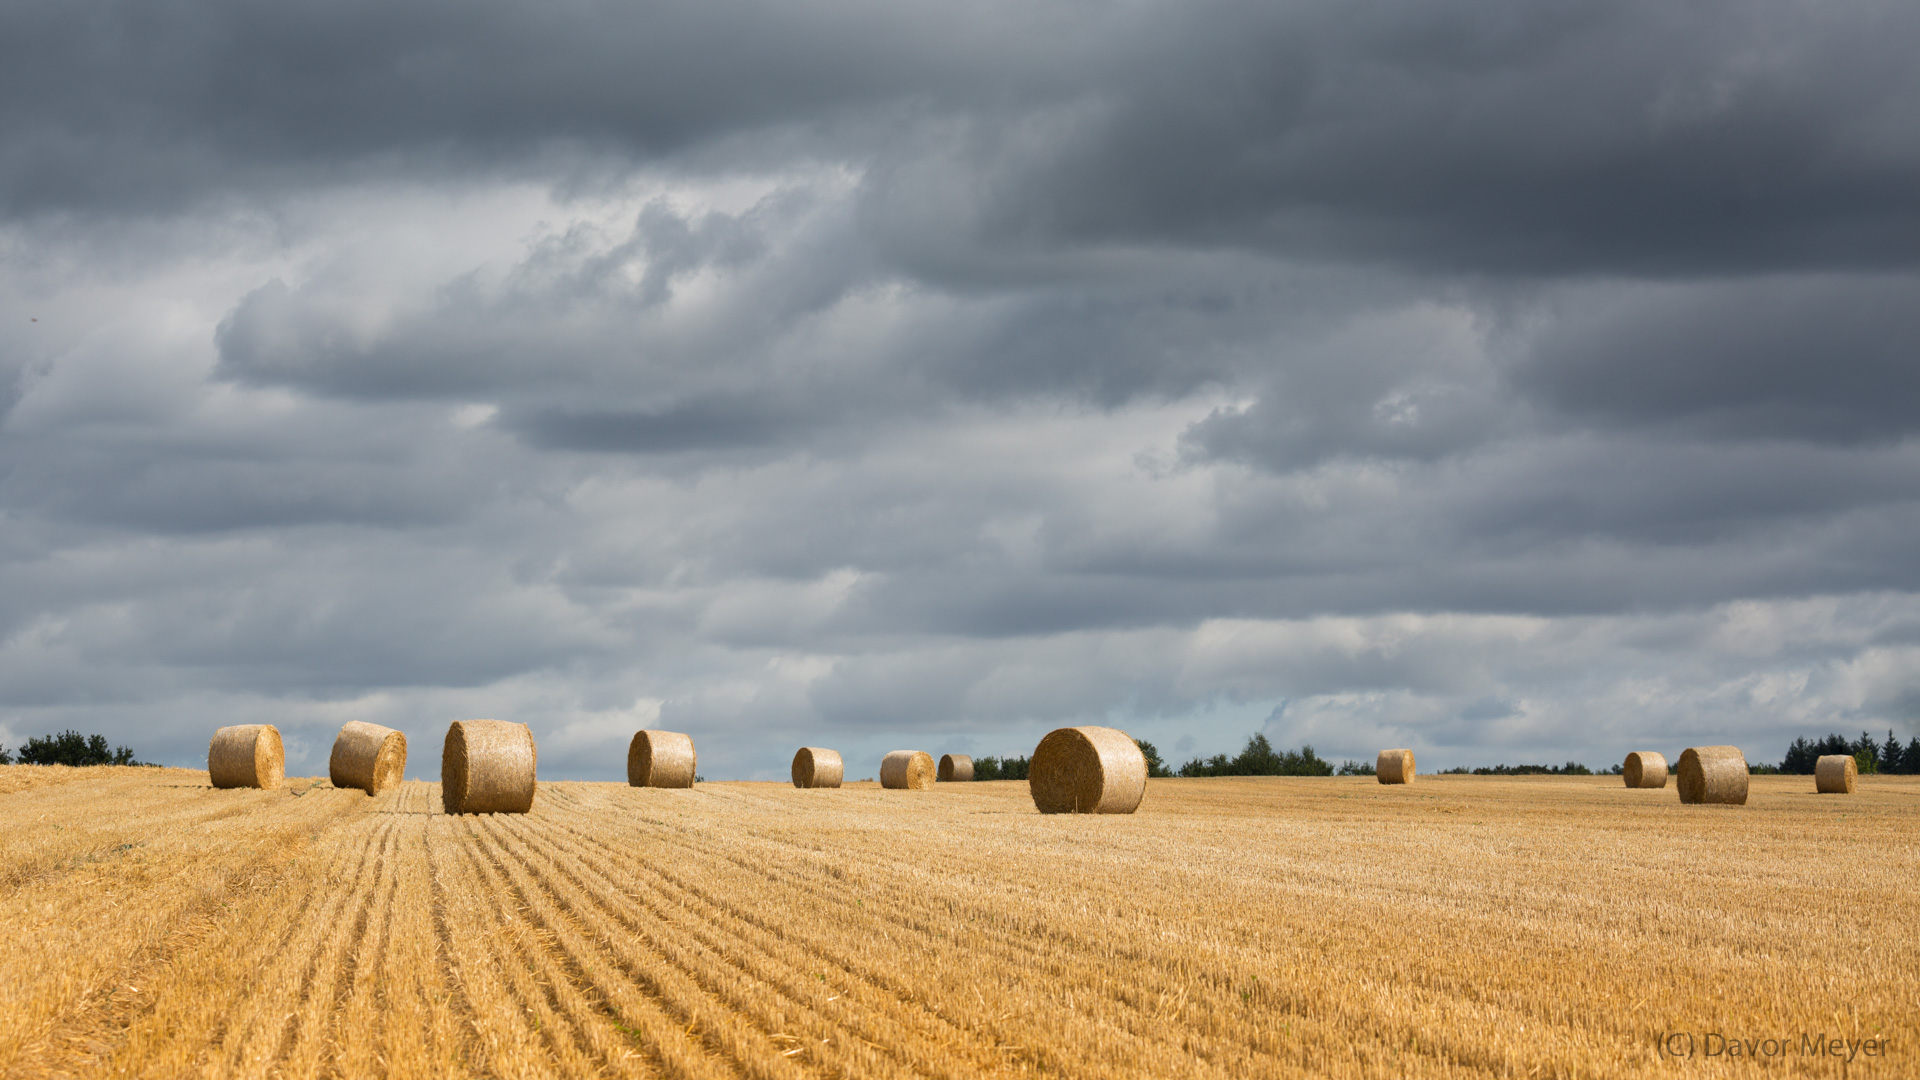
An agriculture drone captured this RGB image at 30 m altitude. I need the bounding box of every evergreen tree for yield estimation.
[1780,736,1818,773]
[1905,738,1920,776]
[1881,730,1903,774]
[0,744,12,765]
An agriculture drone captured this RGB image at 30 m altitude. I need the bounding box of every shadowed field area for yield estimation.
[1,766,1913,1078]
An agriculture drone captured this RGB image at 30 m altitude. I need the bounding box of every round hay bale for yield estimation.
[208,724,285,790]
[1376,749,1416,785]
[1622,751,1668,789]
[1676,745,1749,805]
[442,719,537,814]
[791,747,844,788]
[328,721,407,795]
[938,754,974,782]
[1815,754,1857,794]
[628,730,697,788]
[879,750,935,790]
[1029,726,1147,814]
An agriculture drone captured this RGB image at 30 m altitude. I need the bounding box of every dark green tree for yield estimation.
[1880,730,1903,774]
[15,730,141,766]
[1904,738,1920,776]
[1134,739,1173,778]
[0,744,12,765]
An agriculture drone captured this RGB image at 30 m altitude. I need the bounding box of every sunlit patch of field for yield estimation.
[0,765,1913,1078]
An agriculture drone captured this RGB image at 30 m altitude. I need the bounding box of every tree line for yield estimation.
[1778,731,1919,775]
[967,729,1920,780]
[0,730,146,767]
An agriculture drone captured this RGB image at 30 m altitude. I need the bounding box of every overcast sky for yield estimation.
[4,0,1919,780]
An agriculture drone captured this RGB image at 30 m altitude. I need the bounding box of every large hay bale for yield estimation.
[879,750,935,790]
[938,754,974,782]
[1677,745,1749,805]
[1622,751,1668,789]
[1815,754,1857,794]
[627,729,697,788]
[1376,749,1416,785]
[791,747,844,788]
[328,721,407,795]
[1029,726,1147,814]
[208,724,285,790]
[442,719,537,814]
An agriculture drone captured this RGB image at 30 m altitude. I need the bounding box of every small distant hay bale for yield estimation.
[208,724,285,790]
[628,730,697,788]
[1622,751,1668,789]
[1376,749,1416,785]
[1677,745,1748,805]
[442,719,537,814]
[1029,726,1147,814]
[791,747,844,788]
[879,750,935,790]
[1815,754,1857,794]
[938,754,974,782]
[328,721,407,795]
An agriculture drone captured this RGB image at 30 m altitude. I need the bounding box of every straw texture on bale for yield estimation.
[791,747,844,788]
[627,729,697,788]
[880,750,935,790]
[1622,751,1668,789]
[208,724,285,790]
[1815,754,1857,794]
[1677,745,1749,805]
[442,719,537,814]
[1376,749,1416,785]
[328,721,407,795]
[1029,726,1147,815]
[938,754,974,782]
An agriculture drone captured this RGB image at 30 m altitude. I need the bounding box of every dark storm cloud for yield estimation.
[1512,275,1920,443]
[8,0,1919,277]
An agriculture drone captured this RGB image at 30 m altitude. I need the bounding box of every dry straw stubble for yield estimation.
[791,747,844,788]
[207,724,285,790]
[1029,726,1147,814]
[1377,749,1416,785]
[442,719,538,814]
[1622,751,1668,789]
[328,721,407,795]
[880,750,935,790]
[628,730,697,788]
[1677,745,1749,805]
[938,754,974,782]
[1815,754,1857,794]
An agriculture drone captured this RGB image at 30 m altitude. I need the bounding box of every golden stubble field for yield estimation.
[0,766,1913,1079]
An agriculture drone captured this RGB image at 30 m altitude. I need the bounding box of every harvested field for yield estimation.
[0,766,1914,1078]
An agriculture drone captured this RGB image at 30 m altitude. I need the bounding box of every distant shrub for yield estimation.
[1339,760,1379,776]
[1470,762,1593,776]
[14,730,145,767]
